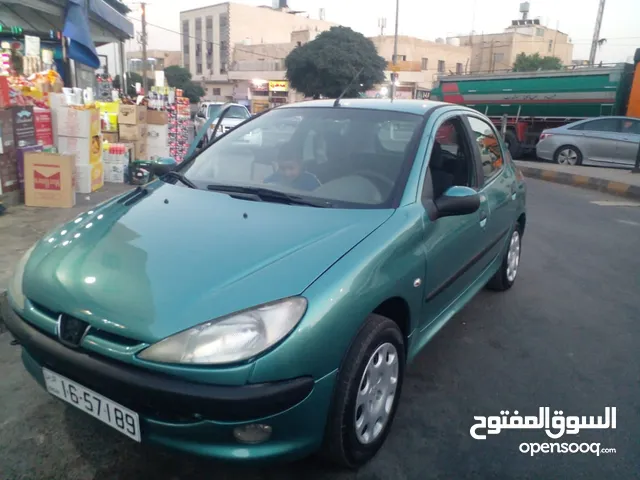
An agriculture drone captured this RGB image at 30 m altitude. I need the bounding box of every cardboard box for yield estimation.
[76,161,104,194]
[58,135,103,165]
[119,123,148,141]
[104,145,132,166]
[16,145,44,191]
[102,132,119,143]
[147,110,168,125]
[34,108,54,147]
[104,162,129,184]
[125,141,148,161]
[0,108,15,154]
[147,124,168,148]
[10,106,37,148]
[55,107,101,139]
[118,105,147,125]
[0,150,19,194]
[23,152,76,208]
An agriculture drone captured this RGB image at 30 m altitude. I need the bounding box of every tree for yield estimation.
[113,72,154,97]
[285,26,386,99]
[513,52,563,72]
[163,66,205,103]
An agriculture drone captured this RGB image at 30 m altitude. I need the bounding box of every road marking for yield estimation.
[616,219,640,226]
[590,200,640,207]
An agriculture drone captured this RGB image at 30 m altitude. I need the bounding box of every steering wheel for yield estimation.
[353,170,395,192]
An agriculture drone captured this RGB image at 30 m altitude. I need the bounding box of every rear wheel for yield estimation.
[554,145,582,165]
[487,225,522,291]
[320,314,405,469]
[504,130,523,159]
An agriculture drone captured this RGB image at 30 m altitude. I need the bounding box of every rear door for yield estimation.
[464,114,516,263]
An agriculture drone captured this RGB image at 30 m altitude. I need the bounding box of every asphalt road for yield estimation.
[1,178,639,480]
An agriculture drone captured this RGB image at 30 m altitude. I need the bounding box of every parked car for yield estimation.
[194,101,251,146]
[536,116,640,166]
[3,99,526,468]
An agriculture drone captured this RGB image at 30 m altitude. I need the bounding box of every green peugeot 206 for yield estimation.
[3,99,526,469]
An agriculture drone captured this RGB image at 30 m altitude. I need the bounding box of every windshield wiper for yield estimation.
[162,171,198,189]
[206,184,332,207]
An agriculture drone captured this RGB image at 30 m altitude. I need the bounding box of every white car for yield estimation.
[194,102,251,146]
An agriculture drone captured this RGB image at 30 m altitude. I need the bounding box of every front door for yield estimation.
[616,118,640,166]
[579,117,622,164]
[419,113,489,328]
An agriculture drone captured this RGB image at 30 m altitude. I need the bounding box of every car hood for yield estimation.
[22,183,393,343]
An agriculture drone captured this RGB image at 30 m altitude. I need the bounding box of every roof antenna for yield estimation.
[334,67,365,107]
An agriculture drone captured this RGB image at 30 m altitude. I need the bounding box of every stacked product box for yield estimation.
[103,143,132,184]
[147,109,170,161]
[168,95,191,163]
[119,104,148,161]
[33,108,54,147]
[54,106,104,194]
[0,106,37,204]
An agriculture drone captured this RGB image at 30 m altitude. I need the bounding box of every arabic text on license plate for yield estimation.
[43,368,141,442]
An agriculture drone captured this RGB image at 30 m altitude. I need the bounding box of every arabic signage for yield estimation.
[268,81,289,92]
[386,61,421,72]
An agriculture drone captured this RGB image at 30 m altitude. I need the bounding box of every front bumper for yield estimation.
[2,301,337,462]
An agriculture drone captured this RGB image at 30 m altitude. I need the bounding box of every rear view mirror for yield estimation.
[434,186,480,218]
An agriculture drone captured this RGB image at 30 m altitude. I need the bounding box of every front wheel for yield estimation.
[320,314,406,469]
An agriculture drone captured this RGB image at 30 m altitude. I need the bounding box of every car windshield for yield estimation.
[208,104,223,118]
[180,107,424,208]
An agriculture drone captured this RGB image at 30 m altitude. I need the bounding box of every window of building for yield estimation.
[548,40,553,52]
[206,16,213,71]
[393,54,406,62]
[493,52,505,65]
[437,60,445,73]
[456,62,463,74]
[536,27,544,36]
[212,87,221,96]
[219,13,229,74]
[421,58,428,70]
[182,20,190,70]
[195,18,202,74]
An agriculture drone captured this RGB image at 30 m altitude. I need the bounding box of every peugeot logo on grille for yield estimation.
[57,314,91,348]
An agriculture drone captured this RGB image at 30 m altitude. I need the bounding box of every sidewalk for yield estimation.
[0,183,133,333]
[515,160,640,200]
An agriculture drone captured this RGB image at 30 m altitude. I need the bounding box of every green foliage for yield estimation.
[163,66,205,103]
[285,26,386,99]
[513,53,563,72]
[113,72,154,97]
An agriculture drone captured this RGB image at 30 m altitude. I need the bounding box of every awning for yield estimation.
[63,0,100,68]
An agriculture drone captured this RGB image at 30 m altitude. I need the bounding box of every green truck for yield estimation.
[429,50,640,158]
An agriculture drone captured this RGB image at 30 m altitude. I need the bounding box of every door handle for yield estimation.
[479,210,488,228]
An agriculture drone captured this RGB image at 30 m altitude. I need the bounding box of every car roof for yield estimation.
[277,98,450,116]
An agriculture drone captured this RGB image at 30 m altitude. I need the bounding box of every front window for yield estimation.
[208,104,223,118]
[179,107,424,208]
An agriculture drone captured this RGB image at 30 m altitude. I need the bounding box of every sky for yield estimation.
[100,0,639,69]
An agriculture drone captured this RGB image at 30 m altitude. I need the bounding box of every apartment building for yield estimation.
[454,20,573,73]
[368,35,472,99]
[126,50,181,75]
[179,2,337,101]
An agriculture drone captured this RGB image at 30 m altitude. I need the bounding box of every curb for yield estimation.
[517,165,640,201]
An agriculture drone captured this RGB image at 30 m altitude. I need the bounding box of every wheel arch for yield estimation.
[372,296,412,352]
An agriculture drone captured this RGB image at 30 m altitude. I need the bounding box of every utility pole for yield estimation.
[140,2,148,95]
[390,0,399,100]
[589,0,606,65]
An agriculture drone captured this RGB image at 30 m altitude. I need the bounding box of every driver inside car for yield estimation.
[264,146,322,191]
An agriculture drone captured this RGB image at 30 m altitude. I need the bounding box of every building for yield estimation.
[453,19,573,73]
[368,36,472,99]
[126,50,181,76]
[179,1,337,103]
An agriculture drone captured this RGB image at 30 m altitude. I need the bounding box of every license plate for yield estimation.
[43,368,141,442]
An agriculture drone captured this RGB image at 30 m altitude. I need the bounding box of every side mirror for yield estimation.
[197,112,205,119]
[150,157,178,177]
[433,186,480,218]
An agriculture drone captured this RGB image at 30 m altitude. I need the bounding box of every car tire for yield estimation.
[320,314,406,469]
[486,224,522,291]
[553,145,583,166]
[504,130,523,159]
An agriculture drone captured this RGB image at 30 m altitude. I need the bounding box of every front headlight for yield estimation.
[138,297,307,365]
[8,244,36,311]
